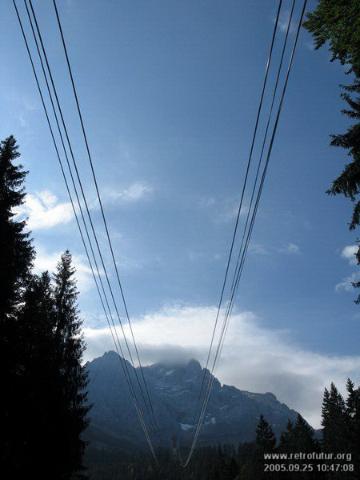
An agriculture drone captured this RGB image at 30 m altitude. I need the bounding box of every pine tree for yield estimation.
[0,137,89,478]
[246,415,277,480]
[322,383,349,453]
[279,419,295,452]
[0,135,34,317]
[15,253,89,479]
[345,378,360,476]
[52,251,89,479]
[0,136,34,475]
[304,1,360,302]
[14,272,57,477]
[279,417,322,480]
[256,415,276,451]
[292,414,318,452]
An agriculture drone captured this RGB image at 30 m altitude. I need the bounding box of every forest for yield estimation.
[85,385,360,479]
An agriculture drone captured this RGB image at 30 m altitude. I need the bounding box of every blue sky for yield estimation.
[1,0,360,425]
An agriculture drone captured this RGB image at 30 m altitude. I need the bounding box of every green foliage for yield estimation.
[304,0,360,75]
[304,1,360,302]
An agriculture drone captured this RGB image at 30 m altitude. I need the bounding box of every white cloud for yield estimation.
[249,243,269,255]
[335,272,360,293]
[198,196,248,223]
[341,245,358,265]
[198,196,216,209]
[104,182,153,204]
[249,242,300,256]
[336,245,360,292]
[274,9,297,34]
[15,190,73,230]
[187,250,205,262]
[282,243,300,255]
[83,305,360,428]
[34,246,94,292]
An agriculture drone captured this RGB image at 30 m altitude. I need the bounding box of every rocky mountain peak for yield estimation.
[85,351,300,449]
[186,358,202,372]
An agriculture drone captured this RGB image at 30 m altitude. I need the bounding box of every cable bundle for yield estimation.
[181,0,308,468]
[13,0,158,463]
[13,0,307,468]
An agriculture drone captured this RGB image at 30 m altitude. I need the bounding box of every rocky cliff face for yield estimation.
[85,351,299,450]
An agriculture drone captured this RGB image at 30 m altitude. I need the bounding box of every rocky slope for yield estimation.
[85,351,299,450]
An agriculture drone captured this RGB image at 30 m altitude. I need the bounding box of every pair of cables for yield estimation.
[181,0,308,468]
[13,0,158,463]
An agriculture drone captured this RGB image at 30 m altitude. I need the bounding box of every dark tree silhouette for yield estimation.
[242,415,277,480]
[0,136,35,476]
[16,255,89,479]
[345,379,360,478]
[15,272,57,477]
[292,414,318,453]
[279,415,320,480]
[322,383,349,454]
[0,136,88,479]
[52,251,89,478]
[279,419,295,452]
[256,415,276,451]
[0,135,34,317]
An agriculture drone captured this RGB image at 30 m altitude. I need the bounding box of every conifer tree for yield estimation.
[322,383,349,453]
[14,272,56,478]
[292,414,318,452]
[0,136,88,478]
[52,251,89,478]
[0,136,34,474]
[13,253,89,479]
[304,1,360,302]
[279,417,322,480]
[247,415,277,480]
[345,378,360,476]
[0,135,34,317]
[256,415,276,451]
[279,419,295,452]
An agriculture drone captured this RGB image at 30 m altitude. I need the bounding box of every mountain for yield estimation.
[85,351,300,451]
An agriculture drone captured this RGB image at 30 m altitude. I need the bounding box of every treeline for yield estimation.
[86,380,360,480]
[0,136,88,479]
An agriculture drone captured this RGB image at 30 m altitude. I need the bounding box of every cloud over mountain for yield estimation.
[83,305,360,428]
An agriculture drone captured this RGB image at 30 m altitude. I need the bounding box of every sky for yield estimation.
[1,0,360,428]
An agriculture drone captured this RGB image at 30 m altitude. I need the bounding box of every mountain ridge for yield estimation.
[85,351,301,450]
